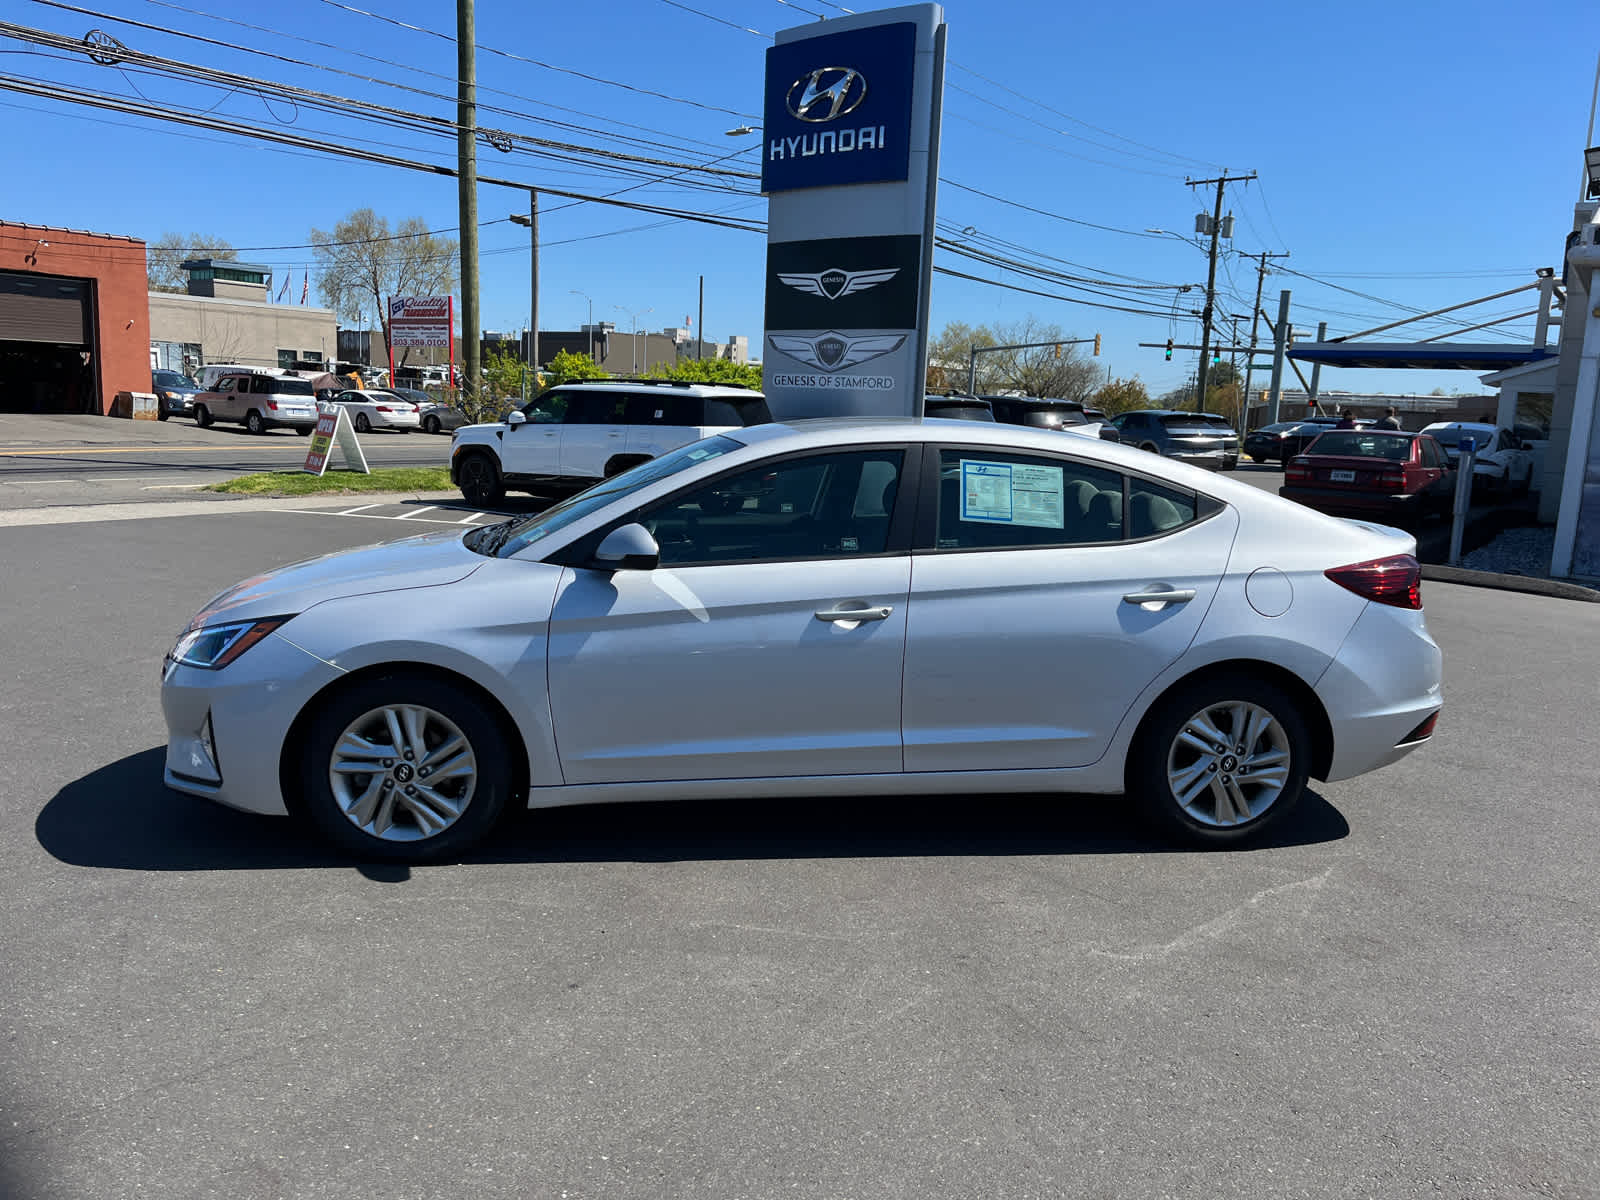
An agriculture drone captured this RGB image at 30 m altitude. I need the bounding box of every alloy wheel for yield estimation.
[1165,700,1291,827]
[328,704,478,843]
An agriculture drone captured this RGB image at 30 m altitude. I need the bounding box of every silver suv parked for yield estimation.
[1110,409,1240,471]
[193,372,320,435]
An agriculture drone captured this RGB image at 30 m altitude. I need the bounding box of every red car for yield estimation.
[1280,430,1453,525]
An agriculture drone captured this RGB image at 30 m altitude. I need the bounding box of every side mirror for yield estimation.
[506,411,527,428]
[592,523,659,571]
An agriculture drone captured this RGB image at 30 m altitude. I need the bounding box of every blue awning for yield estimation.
[1286,342,1557,371]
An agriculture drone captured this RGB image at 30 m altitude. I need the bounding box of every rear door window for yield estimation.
[565,391,625,424]
[933,449,1124,549]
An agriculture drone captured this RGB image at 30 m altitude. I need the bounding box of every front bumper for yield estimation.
[162,631,343,815]
[1315,600,1442,782]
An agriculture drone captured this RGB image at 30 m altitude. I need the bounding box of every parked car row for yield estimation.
[170,369,470,436]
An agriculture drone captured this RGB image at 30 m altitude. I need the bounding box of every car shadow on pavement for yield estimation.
[37,748,1350,877]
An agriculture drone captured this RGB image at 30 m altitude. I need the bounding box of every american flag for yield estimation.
[300,272,309,305]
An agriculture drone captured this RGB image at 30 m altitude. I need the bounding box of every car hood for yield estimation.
[187,529,486,627]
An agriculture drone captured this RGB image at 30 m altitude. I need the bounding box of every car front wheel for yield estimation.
[246,410,266,435]
[457,451,505,506]
[297,674,511,861]
[1129,673,1311,846]
[423,415,441,435]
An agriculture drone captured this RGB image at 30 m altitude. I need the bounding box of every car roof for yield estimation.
[551,379,762,398]
[1421,420,1498,433]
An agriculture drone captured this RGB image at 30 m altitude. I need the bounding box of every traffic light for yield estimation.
[1054,343,1061,360]
[1212,349,1222,365]
[1093,333,1102,357]
[1164,338,1173,361]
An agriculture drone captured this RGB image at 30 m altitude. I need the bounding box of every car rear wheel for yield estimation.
[423,415,441,435]
[457,451,505,506]
[297,674,510,861]
[195,404,212,428]
[1129,673,1311,846]
[296,426,312,436]
[1139,442,1160,454]
[245,409,266,435]
[354,413,372,433]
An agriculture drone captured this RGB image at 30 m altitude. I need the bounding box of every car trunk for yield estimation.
[1296,454,1403,490]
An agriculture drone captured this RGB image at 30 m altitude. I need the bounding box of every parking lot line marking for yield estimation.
[269,508,482,526]
[142,483,208,490]
[337,503,382,515]
[455,511,484,523]
[396,506,436,520]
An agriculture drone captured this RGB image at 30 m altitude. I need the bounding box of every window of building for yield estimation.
[277,349,297,369]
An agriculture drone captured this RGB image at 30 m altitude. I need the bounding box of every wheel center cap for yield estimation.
[393,763,415,783]
[1219,754,1238,772]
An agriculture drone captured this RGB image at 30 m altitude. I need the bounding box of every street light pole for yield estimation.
[509,192,539,378]
[570,289,593,363]
[615,305,653,374]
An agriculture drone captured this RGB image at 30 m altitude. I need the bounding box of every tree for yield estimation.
[926,317,1099,398]
[147,232,237,293]
[1092,375,1151,414]
[310,210,458,365]
[544,349,607,386]
[646,357,762,390]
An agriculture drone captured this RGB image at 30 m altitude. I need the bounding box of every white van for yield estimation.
[195,363,280,391]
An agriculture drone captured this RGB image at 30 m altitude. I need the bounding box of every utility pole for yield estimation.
[1266,289,1292,425]
[1186,170,1256,412]
[697,275,704,361]
[1239,249,1289,428]
[456,0,480,407]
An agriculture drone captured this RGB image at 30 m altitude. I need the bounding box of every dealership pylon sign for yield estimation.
[761,4,946,420]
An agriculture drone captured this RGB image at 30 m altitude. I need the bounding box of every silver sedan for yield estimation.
[161,419,1443,861]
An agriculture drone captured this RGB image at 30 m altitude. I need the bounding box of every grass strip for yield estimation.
[204,467,455,496]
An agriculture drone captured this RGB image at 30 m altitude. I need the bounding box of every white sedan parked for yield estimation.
[161,419,1443,861]
[1419,422,1535,493]
[331,389,421,433]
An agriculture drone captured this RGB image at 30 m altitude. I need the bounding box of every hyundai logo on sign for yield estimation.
[786,68,868,122]
[762,22,916,193]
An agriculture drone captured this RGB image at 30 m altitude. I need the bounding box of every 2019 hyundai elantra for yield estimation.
[162,418,1443,861]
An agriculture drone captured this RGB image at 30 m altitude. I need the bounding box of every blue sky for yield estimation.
[5,0,1594,398]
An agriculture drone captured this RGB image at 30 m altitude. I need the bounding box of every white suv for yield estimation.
[449,381,771,506]
[193,372,321,435]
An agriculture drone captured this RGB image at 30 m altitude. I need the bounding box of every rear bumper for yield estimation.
[1315,601,1442,782]
[1280,485,1431,517]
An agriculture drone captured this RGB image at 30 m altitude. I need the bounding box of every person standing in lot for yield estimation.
[1375,407,1402,430]
[1336,409,1359,429]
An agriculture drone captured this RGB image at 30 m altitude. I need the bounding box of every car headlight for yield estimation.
[169,616,294,670]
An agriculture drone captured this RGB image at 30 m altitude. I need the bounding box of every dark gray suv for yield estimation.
[1110,409,1240,471]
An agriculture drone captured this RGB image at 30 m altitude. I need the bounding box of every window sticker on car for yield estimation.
[959,459,1064,529]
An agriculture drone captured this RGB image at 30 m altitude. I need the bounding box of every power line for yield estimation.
[940,179,1166,239]
[315,0,758,119]
[932,265,1174,318]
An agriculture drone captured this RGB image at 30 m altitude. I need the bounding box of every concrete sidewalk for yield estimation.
[0,412,237,449]
[0,489,472,528]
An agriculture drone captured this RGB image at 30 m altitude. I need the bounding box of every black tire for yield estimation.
[423,415,441,435]
[1248,454,1263,464]
[297,426,312,436]
[1127,671,1311,847]
[1139,442,1160,454]
[245,409,266,435]
[195,404,213,428]
[296,672,511,862]
[457,451,505,506]
[354,413,372,433]
[157,405,170,422]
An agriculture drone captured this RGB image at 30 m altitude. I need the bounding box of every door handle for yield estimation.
[815,605,893,623]
[1123,587,1195,606]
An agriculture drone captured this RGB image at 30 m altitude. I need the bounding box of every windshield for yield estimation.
[154,371,196,389]
[1306,431,1412,460]
[468,435,744,559]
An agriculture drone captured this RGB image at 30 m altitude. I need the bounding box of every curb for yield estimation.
[1421,563,1600,603]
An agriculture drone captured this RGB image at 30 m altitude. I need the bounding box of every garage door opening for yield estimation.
[0,271,96,414]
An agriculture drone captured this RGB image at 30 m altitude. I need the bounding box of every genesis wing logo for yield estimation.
[769,331,907,373]
[777,267,899,301]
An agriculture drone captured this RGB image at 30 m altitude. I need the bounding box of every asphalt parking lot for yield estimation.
[2,503,1597,1199]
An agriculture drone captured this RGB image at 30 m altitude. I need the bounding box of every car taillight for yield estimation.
[1376,466,1405,491]
[1325,554,1421,609]
[375,405,395,412]
[266,401,278,410]
[1400,711,1439,743]
[1285,458,1310,483]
